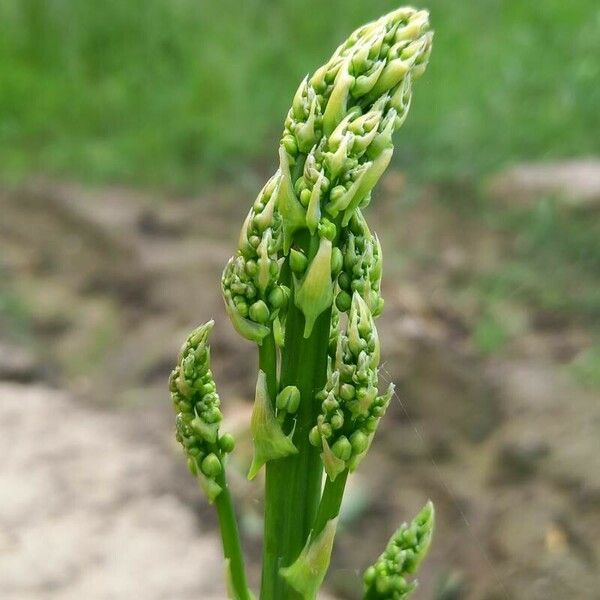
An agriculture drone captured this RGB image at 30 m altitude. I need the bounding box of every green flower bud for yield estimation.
[331,247,343,276]
[276,385,301,414]
[201,453,222,478]
[329,185,346,205]
[335,290,352,312]
[352,60,385,98]
[219,433,236,454]
[224,296,270,344]
[291,75,309,120]
[332,436,352,461]
[249,300,270,324]
[339,383,355,401]
[268,286,286,309]
[324,132,352,180]
[299,187,311,207]
[318,218,336,242]
[309,426,322,447]
[350,430,370,455]
[322,394,338,412]
[295,94,320,152]
[319,422,333,439]
[326,163,369,217]
[282,134,298,157]
[330,412,344,430]
[338,271,351,291]
[290,248,308,273]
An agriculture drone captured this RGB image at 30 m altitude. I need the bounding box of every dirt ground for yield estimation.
[0,174,598,599]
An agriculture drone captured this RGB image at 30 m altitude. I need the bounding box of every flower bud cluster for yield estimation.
[225,10,431,345]
[169,321,235,502]
[363,501,435,600]
[335,209,383,317]
[278,8,433,241]
[222,175,289,345]
[328,307,340,364]
[309,293,393,481]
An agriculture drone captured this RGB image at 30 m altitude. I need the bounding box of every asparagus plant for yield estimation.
[170,7,434,599]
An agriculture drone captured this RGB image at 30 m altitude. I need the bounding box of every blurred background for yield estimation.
[1,1,599,599]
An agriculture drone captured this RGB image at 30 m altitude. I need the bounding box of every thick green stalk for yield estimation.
[214,470,252,600]
[261,232,332,600]
[312,469,348,538]
[259,331,278,400]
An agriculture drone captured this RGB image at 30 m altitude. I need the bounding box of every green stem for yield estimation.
[260,231,332,600]
[312,469,349,537]
[214,470,252,600]
[259,330,278,400]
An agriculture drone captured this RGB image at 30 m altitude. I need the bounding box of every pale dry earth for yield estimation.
[1,170,599,599]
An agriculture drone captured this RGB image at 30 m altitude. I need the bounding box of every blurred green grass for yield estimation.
[0,0,599,189]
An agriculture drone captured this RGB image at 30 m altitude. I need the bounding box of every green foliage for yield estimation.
[1,0,598,189]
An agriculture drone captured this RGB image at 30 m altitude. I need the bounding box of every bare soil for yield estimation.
[0,176,598,599]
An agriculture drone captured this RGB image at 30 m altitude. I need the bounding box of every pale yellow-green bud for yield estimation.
[276,385,301,414]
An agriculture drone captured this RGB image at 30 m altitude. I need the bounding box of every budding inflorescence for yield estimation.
[222,175,290,345]
[310,292,393,481]
[173,9,435,598]
[223,7,432,343]
[169,321,235,502]
[363,501,435,600]
[336,209,383,317]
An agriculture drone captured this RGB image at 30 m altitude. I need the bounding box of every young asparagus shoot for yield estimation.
[170,7,435,600]
[169,321,234,502]
[169,322,252,600]
[363,501,435,600]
